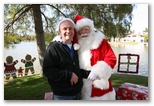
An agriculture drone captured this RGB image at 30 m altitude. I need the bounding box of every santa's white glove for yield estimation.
[88,72,98,80]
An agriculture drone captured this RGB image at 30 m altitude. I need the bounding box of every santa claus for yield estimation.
[74,14,117,100]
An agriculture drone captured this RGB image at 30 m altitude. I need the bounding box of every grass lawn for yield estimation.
[4,74,51,100]
[4,73,148,100]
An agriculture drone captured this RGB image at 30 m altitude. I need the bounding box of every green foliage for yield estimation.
[4,4,135,40]
[21,35,36,41]
[144,34,148,42]
[65,4,134,38]
[144,28,148,32]
[143,28,148,42]
[44,32,56,47]
[4,33,22,48]
[4,4,33,35]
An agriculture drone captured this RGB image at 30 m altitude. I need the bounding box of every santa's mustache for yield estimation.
[80,33,89,37]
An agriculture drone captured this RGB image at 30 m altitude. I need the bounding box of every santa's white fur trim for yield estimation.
[76,18,94,31]
[93,79,109,90]
[81,79,115,100]
[52,35,62,42]
[81,79,92,100]
[89,88,115,100]
[91,61,112,80]
[73,43,80,50]
[91,61,112,90]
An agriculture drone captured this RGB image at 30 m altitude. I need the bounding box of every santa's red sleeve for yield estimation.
[91,39,117,90]
[101,39,117,69]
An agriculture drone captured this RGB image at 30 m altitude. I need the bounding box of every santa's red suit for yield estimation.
[74,15,117,100]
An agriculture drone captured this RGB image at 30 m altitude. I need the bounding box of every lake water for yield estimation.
[110,42,148,76]
[4,42,41,75]
[3,41,148,77]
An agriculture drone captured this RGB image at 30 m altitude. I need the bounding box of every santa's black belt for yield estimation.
[80,69,90,78]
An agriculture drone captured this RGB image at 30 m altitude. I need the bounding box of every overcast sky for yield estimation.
[130,4,148,33]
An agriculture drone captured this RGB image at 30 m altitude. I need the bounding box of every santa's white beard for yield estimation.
[77,31,95,70]
[78,31,94,46]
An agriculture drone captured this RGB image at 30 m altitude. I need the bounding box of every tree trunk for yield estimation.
[32,4,46,74]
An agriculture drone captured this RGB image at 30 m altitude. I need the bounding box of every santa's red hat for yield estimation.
[73,14,95,50]
[74,14,94,31]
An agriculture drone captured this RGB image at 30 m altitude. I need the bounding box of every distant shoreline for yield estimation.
[109,41,148,47]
